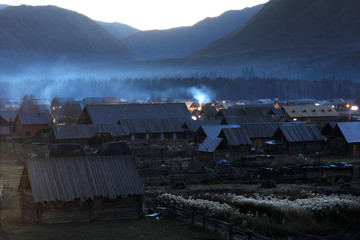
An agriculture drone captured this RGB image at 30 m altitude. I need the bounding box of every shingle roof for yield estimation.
[197,138,223,153]
[276,125,324,143]
[17,111,52,125]
[336,122,360,143]
[220,128,252,146]
[83,103,191,124]
[199,125,240,138]
[119,118,184,134]
[52,124,130,140]
[22,156,144,203]
[282,105,340,118]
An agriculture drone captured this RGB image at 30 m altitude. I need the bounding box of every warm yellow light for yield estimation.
[274,103,280,109]
[346,104,350,108]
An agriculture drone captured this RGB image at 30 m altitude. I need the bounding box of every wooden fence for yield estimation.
[154,200,271,240]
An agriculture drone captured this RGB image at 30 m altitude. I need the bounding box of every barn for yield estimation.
[18,156,144,223]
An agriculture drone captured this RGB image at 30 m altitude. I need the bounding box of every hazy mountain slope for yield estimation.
[0,4,9,10]
[122,4,263,60]
[193,0,360,61]
[0,5,137,63]
[96,21,140,39]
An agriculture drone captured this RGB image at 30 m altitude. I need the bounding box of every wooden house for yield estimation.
[15,111,52,137]
[77,103,190,142]
[218,128,252,155]
[51,124,130,144]
[239,123,280,148]
[282,105,340,128]
[272,125,324,153]
[118,118,185,141]
[328,122,360,156]
[78,103,191,125]
[18,156,144,223]
[196,124,240,143]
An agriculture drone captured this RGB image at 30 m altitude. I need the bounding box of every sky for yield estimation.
[1,0,269,30]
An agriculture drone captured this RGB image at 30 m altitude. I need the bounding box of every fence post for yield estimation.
[229,224,233,240]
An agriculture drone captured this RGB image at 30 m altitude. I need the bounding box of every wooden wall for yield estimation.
[20,191,143,223]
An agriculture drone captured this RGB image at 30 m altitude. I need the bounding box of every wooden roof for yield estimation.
[20,156,144,203]
[220,128,252,146]
[275,125,324,143]
[336,122,360,143]
[52,124,130,140]
[81,103,191,124]
[282,105,340,118]
[119,118,185,134]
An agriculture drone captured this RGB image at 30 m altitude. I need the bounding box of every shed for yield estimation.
[273,125,324,153]
[15,110,52,136]
[18,156,144,223]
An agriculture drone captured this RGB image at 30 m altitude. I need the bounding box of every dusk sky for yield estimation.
[1,0,269,30]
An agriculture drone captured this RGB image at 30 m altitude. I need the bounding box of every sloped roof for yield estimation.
[220,128,252,146]
[336,122,360,143]
[277,125,324,143]
[22,156,144,203]
[218,106,273,118]
[240,123,280,138]
[197,137,223,153]
[183,119,221,132]
[221,116,274,124]
[83,103,191,124]
[282,105,340,118]
[17,110,52,125]
[52,124,130,140]
[0,110,17,122]
[199,124,240,138]
[119,118,184,134]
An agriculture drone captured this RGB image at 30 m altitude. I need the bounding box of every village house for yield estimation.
[218,127,252,157]
[282,105,340,128]
[77,103,190,141]
[239,123,280,148]
[328,122,360,156]
[51,124,130,144]
[15,110,52,137]
[18,156,144,223]
[272,125,324,153]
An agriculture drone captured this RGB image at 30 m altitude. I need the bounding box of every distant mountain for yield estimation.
[122,4,263,60]
[190,0,360,78]
[0,5,137,71]
[0,4,9,10]
[96,21,140,39]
